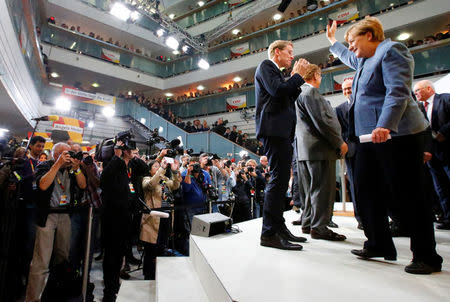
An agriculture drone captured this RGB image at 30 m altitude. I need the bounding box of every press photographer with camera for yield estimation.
[140,149,181,280]
[25,142,86,302]
[100,139,149,302]
[232,162,254,223]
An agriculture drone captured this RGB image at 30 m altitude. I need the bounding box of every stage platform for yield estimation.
[119,211,450,302]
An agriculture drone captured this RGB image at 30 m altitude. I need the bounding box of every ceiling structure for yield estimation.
[0,80,33,135]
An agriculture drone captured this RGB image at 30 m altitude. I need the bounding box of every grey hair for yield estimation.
[52,142,70,159]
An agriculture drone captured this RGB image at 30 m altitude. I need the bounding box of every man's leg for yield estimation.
[427,157,450,222]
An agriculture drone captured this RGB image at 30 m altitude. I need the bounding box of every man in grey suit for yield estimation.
[295,64,347,241]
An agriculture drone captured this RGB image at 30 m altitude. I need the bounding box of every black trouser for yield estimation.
[142,215,170,280]
[353,133,441,264]
[233,201,251,223]
[260,136,293,236]
[102,209,132,300]
[345,156,361,223]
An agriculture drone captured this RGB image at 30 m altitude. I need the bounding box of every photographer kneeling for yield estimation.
[140,150,180,280]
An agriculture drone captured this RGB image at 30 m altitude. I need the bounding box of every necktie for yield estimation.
[424,101,429,112]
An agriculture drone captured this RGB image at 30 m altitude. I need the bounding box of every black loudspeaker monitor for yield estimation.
[277,0,292,13]
[191,213,232,237]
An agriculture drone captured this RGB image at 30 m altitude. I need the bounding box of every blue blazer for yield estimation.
[330,39,428,137]
[430,93,450,161]
[255,59,304,140]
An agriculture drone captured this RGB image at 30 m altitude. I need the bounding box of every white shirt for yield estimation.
[270,59,280,70]
[424,94,434,122]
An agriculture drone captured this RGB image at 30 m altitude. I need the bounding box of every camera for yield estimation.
[206,153,220,166]
[68,151,83,161]
[164,138,184,158]
[95,129,136,163]
[191,163,202,174]
[247,166,254,173]
[83,155,93,165]
[116,129,136,150]
[206,185,218,200]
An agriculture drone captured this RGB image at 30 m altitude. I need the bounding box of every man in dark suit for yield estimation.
[335,78,362,229]
[414,80,450,230]
[255,40,309,250]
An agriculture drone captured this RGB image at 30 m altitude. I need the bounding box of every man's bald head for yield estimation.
[260,155,268,167]
[413,80,435,102]
[52,142,70,161]
[71,144,82,152]
[342,78,353,100]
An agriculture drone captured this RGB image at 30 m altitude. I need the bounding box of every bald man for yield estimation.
[413,80,450,230]
[335,78,362,229]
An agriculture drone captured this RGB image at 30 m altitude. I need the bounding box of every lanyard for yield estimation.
[56,172,65,191]
[127,167,132,179]
[29,159,35,174]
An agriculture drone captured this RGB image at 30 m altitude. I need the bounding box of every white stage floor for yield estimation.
[190,211,450,302]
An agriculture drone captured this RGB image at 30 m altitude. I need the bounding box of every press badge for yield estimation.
[129,183,135,194]
[60,194,69,206]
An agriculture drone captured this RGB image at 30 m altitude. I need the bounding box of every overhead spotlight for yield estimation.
[55,96,71,111]
[172,50,180,55]
[50,72,59,78]
[165,92,173,97]
[233,76,242,82]
[92,82,99,88]
[277,0,292,12]
[102,106,115,117]
[197,85,205,90]
[306,0,318,11]
[130,11,140,21]
[165,36,179,50]
[110,2,131,21]
[128,91,133,95]
[156,28,165,37]
[88,121,94,128]
[232,29,240,35]
[397,33,411,41]
[182,45,189,53]
[198,58,210,70]
[198,1,205,7]
[273,13,282,20]
[169,13,175,19]
[140,118,146,124]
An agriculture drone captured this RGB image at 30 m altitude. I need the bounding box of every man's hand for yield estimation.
[340,142,348,157]
[371,127,391,143]
[423,152,432,163]
[171,159,180,171]
[71,158,81,171]
[114,141,124,157]
[326,20,338,45]
[436,132,447,142]
[161,159,168,169]
[56,151,71,168]
[159,149,169,157]
[292,58,310,77]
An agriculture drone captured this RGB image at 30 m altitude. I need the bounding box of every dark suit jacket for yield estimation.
[255,59,304,140]
[335,100,356,158]
[430,93,450,161]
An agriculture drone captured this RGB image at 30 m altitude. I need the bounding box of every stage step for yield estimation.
[156,257,209,302]
[117,280,155,302]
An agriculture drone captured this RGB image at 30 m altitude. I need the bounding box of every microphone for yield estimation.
[149,210,170,218]
[31,115,59,122]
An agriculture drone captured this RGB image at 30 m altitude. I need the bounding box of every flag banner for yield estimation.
[62,86,116,107]
[230,42,250,57]
[333,71,355,90]
[328,4,359,25]
[52,116,85,143]
[226,95,247,110]
[101,48,120,63]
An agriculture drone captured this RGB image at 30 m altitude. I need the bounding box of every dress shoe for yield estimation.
[292,218,302,225]
[351,248,397,261]
[260,233,303,250]
[310,227,346,241]
[405,261,441,274]
[119,269,130,280]
[357,222,364,230]
[280,228,307,242]
[328,221,339,228]
[436,221,450,230]
[302,226,311,234]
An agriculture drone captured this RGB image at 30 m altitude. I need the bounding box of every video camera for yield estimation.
[94,129,136,163]
[206,153,220,166]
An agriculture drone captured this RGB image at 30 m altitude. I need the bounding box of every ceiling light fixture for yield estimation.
[273,13,282,21]
[55,97,71,111]
[232,29,240,35]
[198,1,205,7]
[102,106,115,118]
[128,91,133,95]
[182,45,189,53]
[50,72,59,78]
[397,33,411,41]
[130,11,140,21]
[156,28,165,37]
[169,14,175,19]
[92,82,99,88]
[165,92,173,97]
[165,36,179,50]
[88,121,94,128]
[197,85,205,90]
[110,2,131,21]
[233,76,242,82]
[198,58,210,70]
[172,50,180,55]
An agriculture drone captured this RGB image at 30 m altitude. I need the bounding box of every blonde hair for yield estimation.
[344,16,385,42]
[302,64,321,81]
[246,159,257,166]
[268,40,293,59]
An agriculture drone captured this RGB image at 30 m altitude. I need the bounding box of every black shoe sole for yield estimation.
[260,241,303,251]
[351,250,397,261]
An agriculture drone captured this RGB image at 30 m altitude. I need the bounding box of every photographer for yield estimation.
[205,154,229,212]
[141,150,181,280]
[232,163,253,223]
[25,142,86,302]
[100,140,149,302]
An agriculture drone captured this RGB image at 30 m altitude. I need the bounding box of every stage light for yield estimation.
[198,1,205,7]
[233,76,242,82]
[140,118,146,124]
[50,72,59,78]
[273,13,282,20]
[197,85,205,90]
[306,0,318,11]
[173,50,180,55]
[198,58,210,70]
[130,11,140,21]
[156,28,165,37]
[232,29,240,35]
[92,82,99,88]
[110,2,131,21]
[169,14,175,19]
[55,97,71,111]
[397,33,411,41]
[88,121,94,128]
[165,92,173,97]
[165,36,179,50]
[102,106,115,117]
